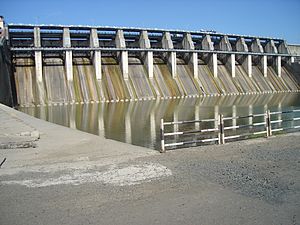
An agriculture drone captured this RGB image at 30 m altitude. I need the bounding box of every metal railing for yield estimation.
[160,118,219,152]
[160,108,300,152]
[269,109,300,133]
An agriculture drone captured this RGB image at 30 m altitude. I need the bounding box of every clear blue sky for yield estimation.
[1,0,300,43]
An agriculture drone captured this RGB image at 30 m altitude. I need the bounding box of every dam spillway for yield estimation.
[1,22,300,106]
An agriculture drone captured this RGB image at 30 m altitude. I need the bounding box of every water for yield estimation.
[18,93,300,151]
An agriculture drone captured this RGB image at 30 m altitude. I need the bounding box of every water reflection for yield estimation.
[19,93,300,150]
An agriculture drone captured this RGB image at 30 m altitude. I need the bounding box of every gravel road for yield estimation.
[1,133,299,225]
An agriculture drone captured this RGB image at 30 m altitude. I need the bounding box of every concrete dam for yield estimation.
[1,19,300,107]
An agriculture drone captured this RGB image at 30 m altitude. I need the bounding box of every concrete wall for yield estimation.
[285,45,300,82]
[0,38,14,106]
[288,44,300,56]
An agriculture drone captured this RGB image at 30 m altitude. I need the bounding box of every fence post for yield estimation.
[160,119,165,153]
[265,110,272,137]
[265,111,269,137]
[267,110,272,136]
[218,114,225,144]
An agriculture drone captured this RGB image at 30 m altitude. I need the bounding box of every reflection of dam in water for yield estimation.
[19,93,300,150]
[1,22,299,107]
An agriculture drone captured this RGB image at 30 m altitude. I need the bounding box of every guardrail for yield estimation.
[160,108,300,153]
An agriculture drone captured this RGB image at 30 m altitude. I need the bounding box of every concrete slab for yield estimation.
[0,104,156,173]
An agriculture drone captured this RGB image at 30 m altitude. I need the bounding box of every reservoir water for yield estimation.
[18,93,300,151]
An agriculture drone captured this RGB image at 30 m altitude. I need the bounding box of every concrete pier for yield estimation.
[182,33,198,79]
[62,28,76,103]
[278,41,294,65]
[139,31,153,79]
[265,40,281,77]
[251,39,267,77]
[115,30,129,79]
[236,37,252,77]
[202,35,217,78]
[63,28,73,81]
[0,16,7,39]
[162,32,176,78]
[0,16,4,37]
[33,27,46,104]
[33,27,43,84]
[90,29,102,80]
[219,36,235,78]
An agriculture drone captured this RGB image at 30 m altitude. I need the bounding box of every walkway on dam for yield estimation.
[0,104,299,225]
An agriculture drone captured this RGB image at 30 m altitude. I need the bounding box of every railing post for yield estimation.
[265,110,272,137]
[265,111,269,137]
[265,111,268,137]
[160,119,165,153]
[267,110,272,136]
[221,114,225,144]
[218,114,225,144]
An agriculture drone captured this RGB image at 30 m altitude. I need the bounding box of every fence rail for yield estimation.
[160,108,300,153]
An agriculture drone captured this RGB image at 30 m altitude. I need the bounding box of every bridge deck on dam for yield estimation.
[2,23,300,106]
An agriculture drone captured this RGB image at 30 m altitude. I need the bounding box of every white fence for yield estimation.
[160,108,300,153]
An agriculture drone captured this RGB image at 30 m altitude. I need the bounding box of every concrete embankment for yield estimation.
[0,38,14,106]
[0,103,156,171]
